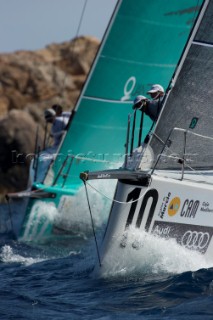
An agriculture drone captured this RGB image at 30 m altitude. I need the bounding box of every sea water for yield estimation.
[1,180,213,319]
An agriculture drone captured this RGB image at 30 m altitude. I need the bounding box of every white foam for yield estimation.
[96,227,213,278]
[20,177,117,242]
[54,179,117,234]
[20,201,59,242]
[0,245,45,266]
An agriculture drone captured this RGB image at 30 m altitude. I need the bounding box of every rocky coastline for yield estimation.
[0,36,99,199]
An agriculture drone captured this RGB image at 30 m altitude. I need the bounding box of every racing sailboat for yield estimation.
[80,0,213,271]
[5,0,202,243]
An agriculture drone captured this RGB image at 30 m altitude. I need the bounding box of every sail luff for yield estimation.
[74,0,121,113]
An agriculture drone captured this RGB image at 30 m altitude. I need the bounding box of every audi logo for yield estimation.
[181,231,210,250]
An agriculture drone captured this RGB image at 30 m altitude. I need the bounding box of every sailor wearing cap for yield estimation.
[44,108,56,121]
[44,107,67,148]
[133,84,164,122]
[133,95,148,110]
[147,84,164,100]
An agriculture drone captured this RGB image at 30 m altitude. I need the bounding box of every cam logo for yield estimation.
[180,199,200,218]
[168,197,181,216]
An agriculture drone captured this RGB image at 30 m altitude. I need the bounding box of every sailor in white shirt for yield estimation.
[44,107,70,148]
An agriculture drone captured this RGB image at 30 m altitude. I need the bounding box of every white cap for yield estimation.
[133,95,147,105]
[44,108,56,119]
[147,84,164,94]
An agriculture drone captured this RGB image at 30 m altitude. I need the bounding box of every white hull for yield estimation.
[97,174,213,273]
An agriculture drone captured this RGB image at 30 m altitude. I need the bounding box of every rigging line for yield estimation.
[153,155,213,184]
[75,0,88,39]
[182,165,213,184]
[72,155,119,164]
[156,153,213,174]
[85,181,151,205]
[153,123,213,160]
[42,153,123,182]
[83,181,102,267]
[59,0,88,102]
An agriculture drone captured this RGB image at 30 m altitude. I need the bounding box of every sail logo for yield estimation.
[189,117,199,129]
[180,199,200,218]
[121,76,147,101]
[121,77,136,101]
[168,197,181,216]
[97,173,111,179]
[158,192,171,219]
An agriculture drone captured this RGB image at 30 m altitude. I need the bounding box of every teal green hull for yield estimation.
[19,183,79,242]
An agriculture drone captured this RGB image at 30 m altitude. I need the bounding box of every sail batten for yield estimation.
[83,96,131,104]
[100,55,177,68]
[192,41,213,47]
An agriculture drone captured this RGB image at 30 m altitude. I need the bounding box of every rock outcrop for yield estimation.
[0,110,44,193]
[0,36,100,196]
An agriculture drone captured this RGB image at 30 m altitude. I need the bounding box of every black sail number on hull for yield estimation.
[120,188,158,248]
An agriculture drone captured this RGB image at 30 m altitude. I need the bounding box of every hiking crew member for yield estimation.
[133,84,165,122]
[133,84,165,143]
[44,108,67,148]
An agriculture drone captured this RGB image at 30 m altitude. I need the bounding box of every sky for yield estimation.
[0,0,117,53]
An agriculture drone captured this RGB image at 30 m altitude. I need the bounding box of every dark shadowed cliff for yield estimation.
[0,36,100,198]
